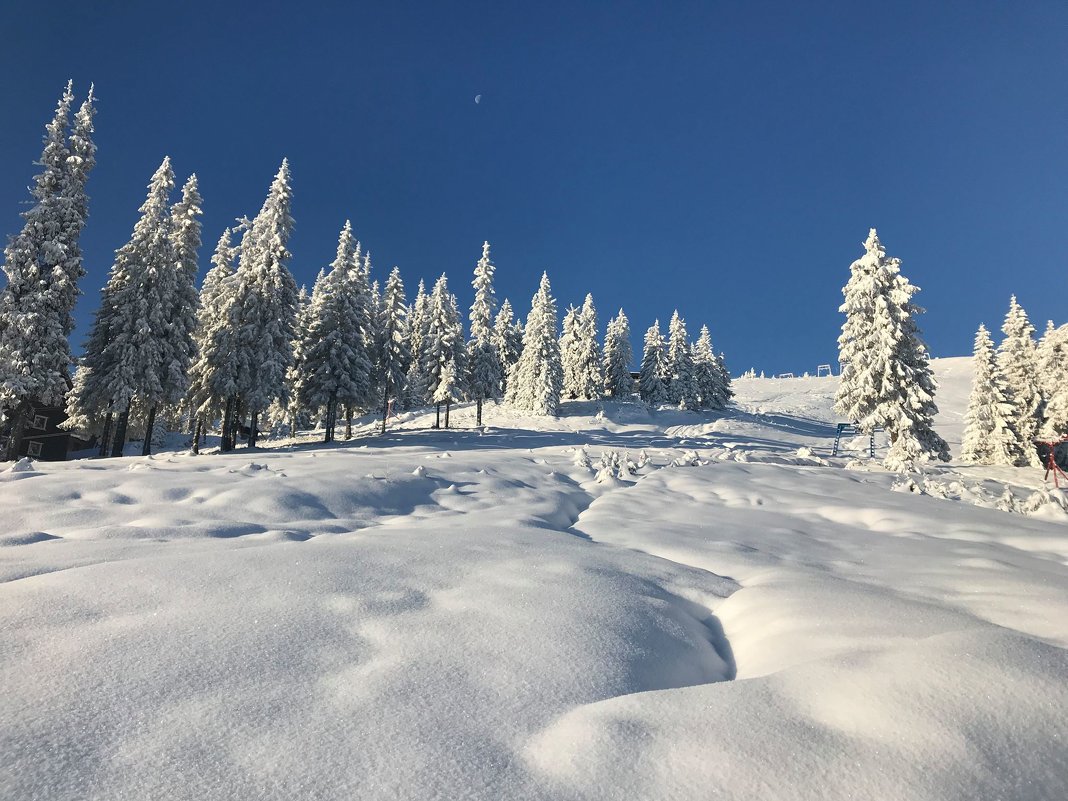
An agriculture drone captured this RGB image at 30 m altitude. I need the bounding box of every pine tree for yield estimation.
[692,325,731,409]
[639,320,668,405]
[573,294,602,400]
[961,324,1025,465]
[560,305,582,399]
[1037,321,1068,438]
[298,222,372,442]
[421,275,465,426]
[665,310,698,409]
[404,280,431,409]
[186,228,241,451]
[997,296,1041,465]
[493,298,523,398]
[467,241,503,425]
[378,266,411,432]
[162,174,203,418]
[433,359,459,428]
[76,157,178,457]
[508,272,563,415]
[602,309,634,399]
[0,83,94,459]
[834,228,949,470]
[230,160,298,447]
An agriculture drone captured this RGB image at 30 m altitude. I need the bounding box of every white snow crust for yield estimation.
[2,358,1067,800]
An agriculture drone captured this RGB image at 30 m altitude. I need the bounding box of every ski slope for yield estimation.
[2,358,1067,800]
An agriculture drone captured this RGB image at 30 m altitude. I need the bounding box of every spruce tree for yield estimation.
[602,309,634,399]
[404,280,431,409]
[298,222,372,442]
[1037,321,1068,438]
[378,266,411,432]
[421,275,465,425]
[639,320,668,405]
[560,305,582,399]
[834,229,949,470]
[0,83,93,459]
[493,298,523,398]
[961,324,1025,465]
[665,310,698,409]
[230,160,298,447]
[186,228,241,451]
[433,359,459,428]
[508,272,563,415]
[78,157,178,456]
[467,241,502,425]
[997,296,1041,465]
[161,175,203,425]
[573,294,602,400]
[692,325,731,410]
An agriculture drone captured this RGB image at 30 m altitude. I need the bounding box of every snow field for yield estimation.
[2,358,1068,800]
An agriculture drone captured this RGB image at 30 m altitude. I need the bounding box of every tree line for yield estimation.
[0,84,733,460]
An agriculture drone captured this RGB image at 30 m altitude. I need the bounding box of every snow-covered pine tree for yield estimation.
[160,174,203,433]
[230,160,298,447]
[185,228,241,451]
[433,358,459,428]
[997,296,1041,465]
[961,324,1025,465]
[420,275,465,426]
[573,294,602,400]
[467,241,502,426]
[78,157,178,457]
[1036,321,1068,438]
[298,222,372,442]
[378,266,411,432]
[404,280,431,409]
[58,84,96,338]
[602,309,634,399]
[0,83,90,460]
[493,298,523,398]
[508,272,563,415]
[833,228,949,470]
[639,320,668,406]
[692,325,731,409]
[282,283,312,439]
[665,310,698,409]
[560,305,582,399]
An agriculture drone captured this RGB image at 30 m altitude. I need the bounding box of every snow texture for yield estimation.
[2,358,1068,800]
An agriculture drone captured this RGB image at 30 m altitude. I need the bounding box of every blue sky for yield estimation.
[1,0,1065,375]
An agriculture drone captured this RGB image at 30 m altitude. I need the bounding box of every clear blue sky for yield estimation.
[2,0,1065,375]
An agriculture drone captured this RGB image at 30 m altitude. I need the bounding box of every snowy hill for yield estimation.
[2,357,1068,800]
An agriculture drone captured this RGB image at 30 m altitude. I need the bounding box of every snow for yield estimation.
[2,358,1068,799]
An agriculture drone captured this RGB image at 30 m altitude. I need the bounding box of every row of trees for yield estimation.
[961,298,1068,466]
[0,84,736,459]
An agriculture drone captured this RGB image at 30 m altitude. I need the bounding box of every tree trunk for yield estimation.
[142,405,157,456]
[98,410,114,458]
[248,411,259,448]
[289,413,298,439]
[192,417,203,455]
[444,401,450,429]
[232,399,244,448]
[345,404,353,440]
[325,396,336,443]
[4,403,28,461]
[476,397,483,427]
[221,397,235,452]
[434,404,441,429]
[111,407,130,458]
[381,379,390,435]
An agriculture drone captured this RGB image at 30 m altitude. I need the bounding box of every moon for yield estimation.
[474,94,482,104]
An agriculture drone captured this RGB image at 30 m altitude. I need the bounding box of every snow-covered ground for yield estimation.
[2,358,1067,800]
